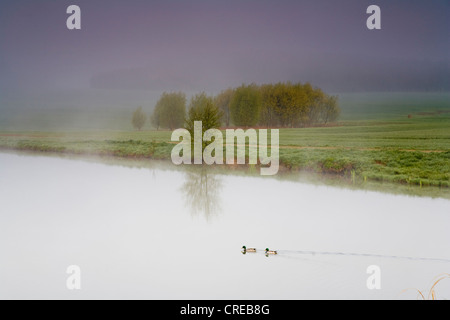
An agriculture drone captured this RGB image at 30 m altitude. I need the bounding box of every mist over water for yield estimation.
[0,152,449,299]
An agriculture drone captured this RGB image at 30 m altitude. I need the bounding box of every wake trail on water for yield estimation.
[256,249,450,263]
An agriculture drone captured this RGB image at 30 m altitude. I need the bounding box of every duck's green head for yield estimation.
[242,246,247,249]
[265,248,269,252]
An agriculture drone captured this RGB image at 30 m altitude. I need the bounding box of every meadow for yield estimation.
[0,92,449,195]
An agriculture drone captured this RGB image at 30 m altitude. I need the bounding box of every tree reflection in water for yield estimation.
[181,167,223,221]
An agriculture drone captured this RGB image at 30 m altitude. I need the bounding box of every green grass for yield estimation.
[1,117,448,190]
[0,92,449,197]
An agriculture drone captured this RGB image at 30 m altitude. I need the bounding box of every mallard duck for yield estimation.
[242,246,257,252]
[265,248,277,255]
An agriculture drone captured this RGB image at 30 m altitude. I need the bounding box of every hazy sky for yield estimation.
[0,0,449,99]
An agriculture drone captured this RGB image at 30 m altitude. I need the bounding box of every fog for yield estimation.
[0,0,448,122]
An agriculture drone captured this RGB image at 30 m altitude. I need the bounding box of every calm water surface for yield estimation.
[0,152,449,299]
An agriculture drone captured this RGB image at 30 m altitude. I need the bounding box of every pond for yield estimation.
[0,152,449,299]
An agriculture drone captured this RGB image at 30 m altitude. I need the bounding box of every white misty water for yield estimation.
[0,152,449,299]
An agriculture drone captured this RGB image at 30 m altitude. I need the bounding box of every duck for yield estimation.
[265,248,278,255]
[242,246,257,252]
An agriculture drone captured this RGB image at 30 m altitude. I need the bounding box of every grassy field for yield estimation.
[0,92,449,195]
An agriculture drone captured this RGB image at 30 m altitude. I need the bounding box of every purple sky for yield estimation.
[0,0,449,102]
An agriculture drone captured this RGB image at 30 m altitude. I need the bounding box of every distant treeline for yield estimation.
[132,82,340,130]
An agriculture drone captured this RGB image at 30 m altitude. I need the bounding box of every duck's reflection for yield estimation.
[181,167,223,221]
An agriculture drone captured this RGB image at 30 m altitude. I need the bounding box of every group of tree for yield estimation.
[132,82,340,131]
[240,82,339,128]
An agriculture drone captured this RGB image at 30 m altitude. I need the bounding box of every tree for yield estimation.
[230,84,261,127]
[184,93,223,154]
[259,83,279,128]
[305,85,324,127]
[319,95,340,124]
[214,88,234,127]
[152,92,186,130]
[185,92,223,136]
[132,106,147,131]
[271,82,305,128]
[260,82,309,128]
[291,82,310,127]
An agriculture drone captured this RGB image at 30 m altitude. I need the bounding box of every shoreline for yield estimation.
[1,144,448,200]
